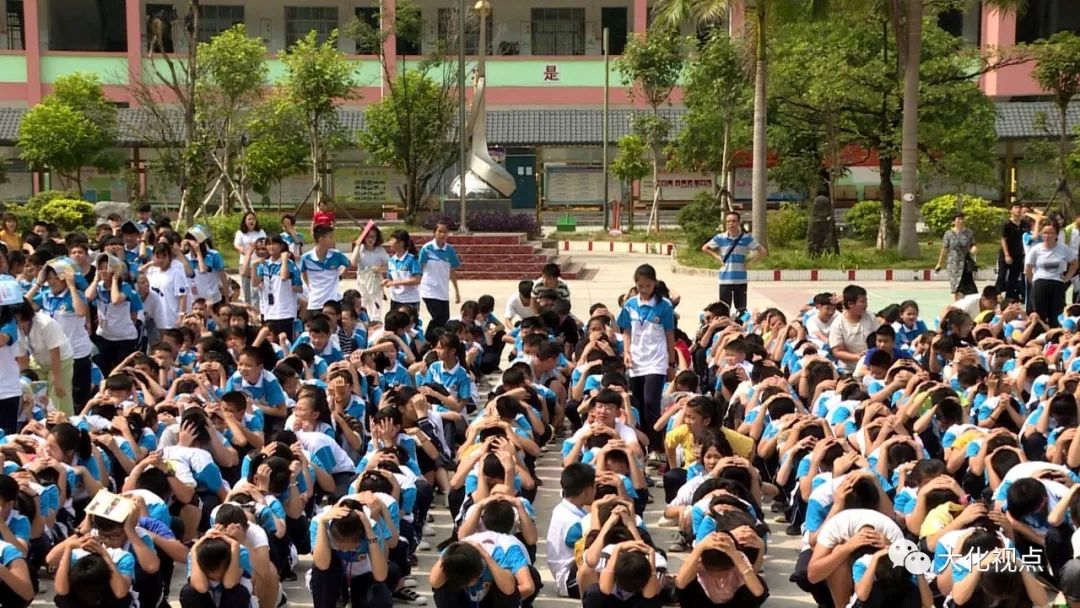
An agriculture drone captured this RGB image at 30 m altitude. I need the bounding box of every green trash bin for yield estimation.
[556,213,577,232]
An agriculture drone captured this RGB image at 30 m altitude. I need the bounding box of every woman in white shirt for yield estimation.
[350,225,389,320]
[1025,221,1078,328]
[234,212,267,305]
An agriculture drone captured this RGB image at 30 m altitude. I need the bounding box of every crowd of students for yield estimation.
[4,205,1080,608]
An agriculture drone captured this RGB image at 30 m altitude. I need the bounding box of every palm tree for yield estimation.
[895,0,1024,257]
[655,0,835,249]
[654,0,769,246]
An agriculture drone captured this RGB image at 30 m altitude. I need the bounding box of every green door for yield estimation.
[505,155,538,210]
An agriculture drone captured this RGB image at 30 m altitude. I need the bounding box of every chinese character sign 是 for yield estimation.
[544,65,559,82]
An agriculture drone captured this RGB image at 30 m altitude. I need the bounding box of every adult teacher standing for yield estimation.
[934,212,977,300]
[701,211,766,314]
[1025,221,1078,327]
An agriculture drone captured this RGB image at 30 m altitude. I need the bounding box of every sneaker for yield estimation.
[668,538,688,552]
[402,576,418,589]
[657,516,679,528]
[436,536,455,551]
[417,539,432,551]
[281,569,298,582]
[423,526,437,537]
[393,588,428,605]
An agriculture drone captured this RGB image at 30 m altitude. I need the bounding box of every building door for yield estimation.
[600,7,627,55]
[505,155,538,210]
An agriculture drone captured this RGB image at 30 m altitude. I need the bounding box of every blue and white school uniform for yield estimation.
[387,252,421,305]
[257,258,303,322]
[160,445,225,496]
[186,249,226,304]
[225,370,288,408]
[616,295,675,378]
[418,241,461,303]
[300,248,351,311]
[36,288,93,359]
[422,361,472,410]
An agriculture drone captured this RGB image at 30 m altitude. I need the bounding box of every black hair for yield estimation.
[1006,478,1046,519]
[52,422,92,460]
[613,550,652,593]
[842,284,867,307]
[480,499,516,534]
[561,463,596,498]
[439,542,486,589]
[844,477,881,510]
[68,553,111,604]
[195,537,232,575]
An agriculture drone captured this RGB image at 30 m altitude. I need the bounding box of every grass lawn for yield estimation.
[677,237,999,270]
[545,228,687,243]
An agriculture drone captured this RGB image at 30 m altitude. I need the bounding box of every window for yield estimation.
[1016,0,1080,43]
[6,0,23,50]
[196,5,245,42]
[285,6,339,47]
[354,7,379,53]
[437,7,492,56]
[531,8,585,55]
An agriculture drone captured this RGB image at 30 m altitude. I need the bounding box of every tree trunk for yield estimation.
[750,4,768,248]
[1059,102,1075,218]
[649,156,661,234]
[897,0,922,258]
[311,138,322,205]
[879,154,897,250]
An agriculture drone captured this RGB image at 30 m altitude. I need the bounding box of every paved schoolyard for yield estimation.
[27,252,967,607]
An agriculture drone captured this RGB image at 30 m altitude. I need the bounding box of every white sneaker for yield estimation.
[417,539,432,551]
[657,516,679,528]
[402,576,418,589]
[422,526,437,537]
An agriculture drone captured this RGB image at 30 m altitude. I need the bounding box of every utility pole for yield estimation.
[457,0,468,233]
[602,27,610,231]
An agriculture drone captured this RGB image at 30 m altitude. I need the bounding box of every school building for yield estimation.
[0,0,1072,212]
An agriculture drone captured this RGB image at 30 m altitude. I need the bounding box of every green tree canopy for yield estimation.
[18,73,118,194]
[243,93,309,199]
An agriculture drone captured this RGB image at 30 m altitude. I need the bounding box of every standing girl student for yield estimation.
[351,225,390,321]
[234,212,267,305]
[87,255,143,377]
[183,228,228,306]
[616,264,676,454]
[418,222,462,334]
[27,261,92,413]
[384,230,422,313]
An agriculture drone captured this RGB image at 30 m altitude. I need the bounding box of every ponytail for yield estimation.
[52,423,93,461]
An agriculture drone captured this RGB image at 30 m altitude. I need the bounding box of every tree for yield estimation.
[243,93,309,204]
[610,134,651,231]
[279,30,357,209]
[198,24,268,213]
[768,12,998,248]
[18,73,117,194]
[361,72,457,222]
[1030,31,1080,218]
[615,25,686,234]
[894,0,1025,257]
[669,30,752,210]
[349,0,459,222]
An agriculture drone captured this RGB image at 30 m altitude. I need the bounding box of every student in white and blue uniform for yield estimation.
[183,230,227,306]
[418,222,462,332]
[301,225,352,312]
[385,230,422,313]
[86,254,143,377]
[616,264,676,450]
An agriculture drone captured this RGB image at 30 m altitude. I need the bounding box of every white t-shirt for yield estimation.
[569,420,639,447]
[504,293,533,323]
[300,249,352,310]
[828,313,880,357]
[804,313,834,343]
[815,508,903,549]
[1025,241,1077,282]
[546,499,588,596]
[234,230,267,258]
[951,292,981,318]
[17,311,74,363]
[146,261,190,330]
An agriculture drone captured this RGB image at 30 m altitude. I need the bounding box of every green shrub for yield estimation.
[678,192,726,248]
[39,199,97,231]
[921,194,1006,240]
[3,189,79,232]
[766,203,809,247]
[843,200,898,241]
[203,212,283,249]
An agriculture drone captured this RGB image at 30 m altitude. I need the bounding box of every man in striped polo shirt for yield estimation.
[701,211,767,314]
